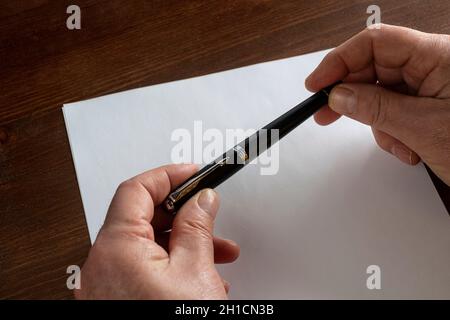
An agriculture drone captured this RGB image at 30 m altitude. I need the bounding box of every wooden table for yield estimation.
[1,0,449,299]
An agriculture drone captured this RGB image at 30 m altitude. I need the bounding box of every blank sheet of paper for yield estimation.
[63,49,450,299]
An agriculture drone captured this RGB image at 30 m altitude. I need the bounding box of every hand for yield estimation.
[74,164,240,299]
[306,24,450,186]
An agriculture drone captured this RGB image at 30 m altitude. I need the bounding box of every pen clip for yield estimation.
[168,157,229,204]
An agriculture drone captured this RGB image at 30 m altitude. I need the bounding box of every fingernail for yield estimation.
[329,86,356,115]
[197,189,217,217]
[391,144,413,165]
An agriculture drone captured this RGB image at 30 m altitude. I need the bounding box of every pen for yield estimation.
[163,82,341,214]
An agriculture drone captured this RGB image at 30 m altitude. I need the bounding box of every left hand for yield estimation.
[74,164,240,299]
[306,24,450,185]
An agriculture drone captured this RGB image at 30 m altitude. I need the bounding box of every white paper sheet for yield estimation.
[63,49,450,299]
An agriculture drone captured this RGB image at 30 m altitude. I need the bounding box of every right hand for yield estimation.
[306,24,450,186]
[75,164,239,300]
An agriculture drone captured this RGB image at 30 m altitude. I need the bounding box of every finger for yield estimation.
[380,82,414,96]
[222,279,230,294]
[374,64,404,86]
[305,24,437,92]
[169,189,219,266]
[156,232,240,264]
[372,128,421,165]
[212,237,240,264]
[314,105,341,126]
[343,64,377,84]
[327,82,435,148]
[152,206,176,232]
[105,164,198,226]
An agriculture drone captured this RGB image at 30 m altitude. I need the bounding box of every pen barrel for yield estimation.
[263,86,332,140]
[164,82,339,214]
[164,129,276,213]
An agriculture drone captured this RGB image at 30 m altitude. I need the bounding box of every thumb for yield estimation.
[168,189,219,266]
[328,83,431,148]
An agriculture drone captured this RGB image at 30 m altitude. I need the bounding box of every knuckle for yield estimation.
[126,224,153,240]
[369,89,388,127]
[411,102,450,155]
[117,179,140,192]
[181,218,212,240]
[428,109,450,148]
[364,23,386,38]
[428,34,448,54]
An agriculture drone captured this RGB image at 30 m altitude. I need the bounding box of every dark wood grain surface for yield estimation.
[1,0,449,299]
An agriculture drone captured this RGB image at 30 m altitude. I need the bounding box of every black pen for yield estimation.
[163,82,341,214]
